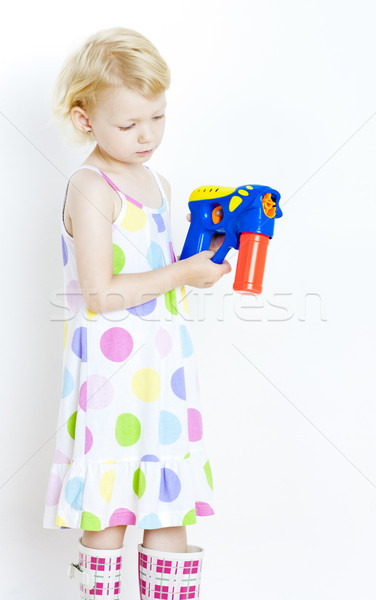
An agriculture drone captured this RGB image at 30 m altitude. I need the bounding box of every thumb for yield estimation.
[221,259,232,273]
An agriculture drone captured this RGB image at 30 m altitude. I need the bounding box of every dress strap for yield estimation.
[68,165,122,194]
[144,165,167,199]
[69,164,166,198]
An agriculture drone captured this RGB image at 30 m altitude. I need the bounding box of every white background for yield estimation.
[1,0,376,598]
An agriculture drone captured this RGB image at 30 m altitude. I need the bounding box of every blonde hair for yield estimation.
[51,27,171,146]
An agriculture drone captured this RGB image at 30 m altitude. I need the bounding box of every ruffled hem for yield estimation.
[43,451,215,530]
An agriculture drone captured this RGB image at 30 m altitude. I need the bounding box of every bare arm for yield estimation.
[68,169,187,314]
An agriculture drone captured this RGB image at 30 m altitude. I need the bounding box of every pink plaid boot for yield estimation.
[138,543,204,600]
[67,536,123,599]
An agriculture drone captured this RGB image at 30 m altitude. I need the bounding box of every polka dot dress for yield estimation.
[42,164,215,531]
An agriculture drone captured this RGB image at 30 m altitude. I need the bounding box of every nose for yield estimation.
[138,124,152,144]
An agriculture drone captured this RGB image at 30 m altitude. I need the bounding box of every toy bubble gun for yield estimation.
[179,184,283,294]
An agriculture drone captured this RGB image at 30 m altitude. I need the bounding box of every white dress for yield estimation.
[42,164,215,530]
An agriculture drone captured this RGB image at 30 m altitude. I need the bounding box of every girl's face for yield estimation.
[75,85,167,168]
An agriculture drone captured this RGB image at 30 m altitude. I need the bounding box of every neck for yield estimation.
[90,145,147,177]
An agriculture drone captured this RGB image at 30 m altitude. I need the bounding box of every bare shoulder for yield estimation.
[156,172,171,210]
[66,169,115,219]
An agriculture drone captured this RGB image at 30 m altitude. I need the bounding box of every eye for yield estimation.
[153,114,165,120]
[119,124,135,131]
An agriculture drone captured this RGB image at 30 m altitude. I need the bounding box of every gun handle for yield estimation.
[179,221,214,261]
[233,232,269,295]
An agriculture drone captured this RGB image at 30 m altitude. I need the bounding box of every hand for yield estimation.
[180,250,232,289]
[185,213,225,255]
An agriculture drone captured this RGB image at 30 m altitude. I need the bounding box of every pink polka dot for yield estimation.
[109,508,136,526]
[79,381,87,411]
[100,327,134,362]
[45,473,62,506]
[188,408,203,442]
[195,501,214,516]
[85,427,93,454]
[155,327,172,357]
[53,450,70,464]
[84,375,114,410]
[66,279,85,314]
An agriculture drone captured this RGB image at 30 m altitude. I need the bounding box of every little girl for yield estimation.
[43,27,230,600]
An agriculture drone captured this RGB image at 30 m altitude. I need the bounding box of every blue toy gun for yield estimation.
[179,184,283,294]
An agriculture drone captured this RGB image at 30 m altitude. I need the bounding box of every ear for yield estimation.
[70,106,92,133]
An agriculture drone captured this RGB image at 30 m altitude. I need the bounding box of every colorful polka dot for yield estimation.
[72,327,87,361]
[120,202,147,232]
[67,411,77,440]
[81,512,101,530]
[159,468,181,502]
[115,413,141,447]
[53,449,70,464]
[109,508,136,526]
[147,242,164,269]
[188,408,203,442]
[45,473,62,506]
[195,501,214,516]
[79,375,114,411]
[100,327,133,362]
[133,468,146,499]
[113,243,126,274]
[132,368,160,402]
[155,327,172,357]
[204,460,213,490]
[65,477,84,510]
[62,366,74,398]
[138,513,162,529]
[152,213,166,233]
[85,426,93,454]
[165,289,178,315]
[159,411,182,445]
[61,234,68,266]
[180,286,190,314]
[182,509,197,526]
[171,367,186,400]
[67,279,85,314]
[99,470,116,503]
[127,298,156,317]
[63,320,68,350]
[141,454,159,462]
[179,325,193,357]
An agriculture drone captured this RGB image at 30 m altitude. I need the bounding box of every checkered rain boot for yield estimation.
[67,536,123,598]
[138,543,204,599]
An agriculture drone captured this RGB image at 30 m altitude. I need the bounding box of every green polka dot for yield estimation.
[182,509,197,525]
[80,512,101,530]
[165,289,178,315]
[204,460,213,490]
[115,413,141,447]
[67,411,77,440]
[133,468,146,499]
[184,452,190,459]
[113,243,126,275]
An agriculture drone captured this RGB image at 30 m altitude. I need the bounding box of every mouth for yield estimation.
[136,149,153,155]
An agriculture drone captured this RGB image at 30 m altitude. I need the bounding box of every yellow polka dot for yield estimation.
[229,195,243,212]
[64,320,68,350]
[87,307,97,320]
[238,189,249,196]
[180,286,190,314]
[99,470,116,503]
[246,185,253,190]
[132,368,160,402]
[120,202,147,232]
